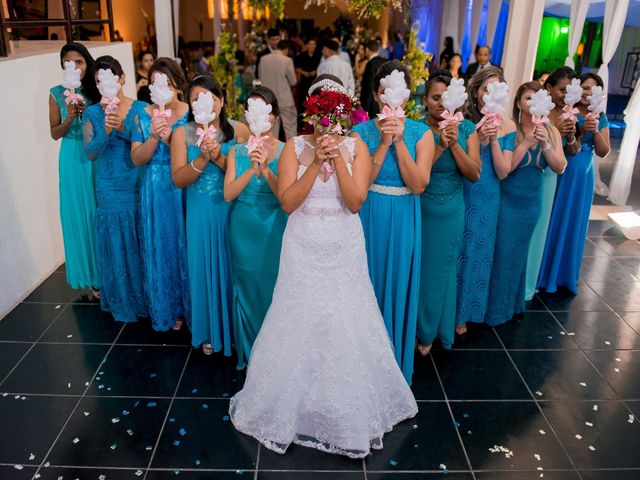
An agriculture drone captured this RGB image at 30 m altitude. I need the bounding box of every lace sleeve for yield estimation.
[130,103,145,143]
[82,107,109,161]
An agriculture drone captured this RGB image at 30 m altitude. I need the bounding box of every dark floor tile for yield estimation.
[364,402,468,472]
[450,322,502,350]
[589,237,640,257]
[586,350,640,399]
[260,442,362,471]
[55,263,65,273]
[258,473,364,480]
[450,401,572,470]
[117,317,192,346]
[538,283,612,312]
[40,303,122,344]
[587,221,623,238]
[580,256,640,283]
[176,349,245,398]
[152,399,257,470]
[495,311,578,350]
[47,396,170,467]
[432,350,531,400]
[0,395,77,464]
[510,350,618,400]
[628,401,640,416]
[368,474,472,480]
[38,467,144,479]
[620,312,640,335]
[1,343,108,394]
[0,466,36,480]
[554,311,640,350]
[614,257,640,279]
[148,472,253,480]
[526,295,548,311]
[0,342,30,381]
[410,353,445,400]
[87,345,189,397]
[475,472,579,480]
[0,303,61,341]
[582,238,609,257]
[579,471,640,480]
[586,281,640,312]
[23,272,78,303]
[541,401,640,469]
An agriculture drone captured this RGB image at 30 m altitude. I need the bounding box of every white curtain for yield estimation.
[155,0,175,58]
[486,0,503,48]
[564,0,590,68]
[608,85,640,206]
[597,0,630,93]
[469,0,485,63]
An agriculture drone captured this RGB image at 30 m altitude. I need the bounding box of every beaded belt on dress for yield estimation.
[368,184,412,196]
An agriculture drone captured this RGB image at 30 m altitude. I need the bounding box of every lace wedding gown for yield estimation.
[229,135,418,458]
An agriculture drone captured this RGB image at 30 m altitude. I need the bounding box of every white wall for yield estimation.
[0,41,135,319]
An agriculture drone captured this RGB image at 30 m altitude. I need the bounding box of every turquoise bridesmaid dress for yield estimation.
[486,144,549,326]
[457,131,516,324]
[228,142,287,369]
[83,101,147,322]
[183,122,237,353]
[131,103,191,331]
[353,118,429,385]
[524,167,557,300]
[537,113,609,294]
[418,119,475,349]
[50,85,100,290]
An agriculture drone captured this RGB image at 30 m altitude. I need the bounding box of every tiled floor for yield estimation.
[1,220,639,480]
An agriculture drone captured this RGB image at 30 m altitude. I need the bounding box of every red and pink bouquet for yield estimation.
[302,89,357,135]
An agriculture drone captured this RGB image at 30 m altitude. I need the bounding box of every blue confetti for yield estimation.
[463,413,469,418]
[147,402,157,407]
[127,429,133,436]
[134,401,140,407]
[110,444,117,450]
[107,387,111,391]
[389,460,398,466]
[223,415,230,421]
[169,417,175,423]
[467,430,473,435]
[149,373,157,378]
[454,421,460,427]
[122,410,129,416]
[145,445,153,451]
[202,404,208,409]
[137,348,143,352]
[173,440,180,446]
[222,393,229,397]
[191,388,198,394]
[236,471,244,475]
[98,385,104,390]
[195,460,201,466]
[179,428,187,436]
[174,470,181,475]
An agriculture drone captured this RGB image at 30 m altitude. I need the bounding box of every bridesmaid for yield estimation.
[83,56,147,322]
[537,73,611,294]
[224,87,287,369]
[525,67,579,300]
[485,82,566,326]
[457,67,515,334]
[417,70,481,354]
[49,43,101,297]
[352,61,435,385]
[131,58,190,332]
[171,74,250,355]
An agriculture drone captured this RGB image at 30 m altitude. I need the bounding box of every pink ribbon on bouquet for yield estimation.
[562,104,580,122]
[531,114,549,126]
[475,107,504,131]
[64,90,82,106]
[101,96,120,114]
[153,108,172,120]
[321,161,335,174]
[247,134,270,154]
[376,105,405,121]
[195,125,217,147]
[438,110,464,129]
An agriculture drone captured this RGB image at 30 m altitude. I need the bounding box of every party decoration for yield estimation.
[62,61,82,106]
[562,78,582,122]
[476,81,509,130]
[439,77,467,129]
[377,69,410,120]
[191,91,217,148]
[97,68,121,113]
[528,89,555,125]
[245,97,272,157]
[587,85,606,120]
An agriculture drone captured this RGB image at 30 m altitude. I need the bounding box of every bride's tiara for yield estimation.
[307,78,353,97]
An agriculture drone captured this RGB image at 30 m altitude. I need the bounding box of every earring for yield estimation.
[518,108,522,124]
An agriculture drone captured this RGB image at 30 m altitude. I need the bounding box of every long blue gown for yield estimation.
[418,119,475,349]
[457,132,516,324]
[537,113,609,294]
[353,119,430,385]
[229,143,287,369]
[131,103,191,331]
[83,101,147,322]
[486,144,549,326]
[50,85,100,290]
[183,122,237,353]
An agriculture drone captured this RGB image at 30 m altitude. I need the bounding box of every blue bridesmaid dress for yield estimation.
[457,131,516,324]
[228,142,287,369]
[83,101,147,322]
[183,122,237,354]
[418,119,475,349]
[50,85,100,290]
[486,144,549,326]
[537,113,609,294]
[353,118,430,385]
[131,103,191,331]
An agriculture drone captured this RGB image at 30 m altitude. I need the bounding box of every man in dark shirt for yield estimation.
[360,40,389,119]
[465,45,495,81]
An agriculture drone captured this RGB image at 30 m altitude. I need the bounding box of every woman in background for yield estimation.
[136,50,154,104]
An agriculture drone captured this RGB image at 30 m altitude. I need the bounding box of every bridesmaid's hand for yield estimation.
[151,114,167,140]
[199,137,219,162]
[443,124,459,147]
[583,116,599,133]
[250,145,268,178]
[478,122,498,144]
[104,109,122,135]
[559,118,576,138]
[534,124,550,147]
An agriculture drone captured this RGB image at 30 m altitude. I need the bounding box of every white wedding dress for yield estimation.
[229,135,418,458]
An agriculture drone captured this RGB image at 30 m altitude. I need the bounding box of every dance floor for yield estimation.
[0,219,639,480]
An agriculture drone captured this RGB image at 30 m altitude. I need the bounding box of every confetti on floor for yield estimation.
[585,422,594,427]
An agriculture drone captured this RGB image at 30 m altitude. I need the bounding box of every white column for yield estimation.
[213,0,222,53]
[502,0,545,109]
[173,0,181,55]
[565,0,590,68]
[597,0,630,94]
[155,0,175,58]
[486,0,502,48]
[469,0,484,62]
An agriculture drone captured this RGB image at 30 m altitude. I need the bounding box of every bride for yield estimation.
[229,75,418,458]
